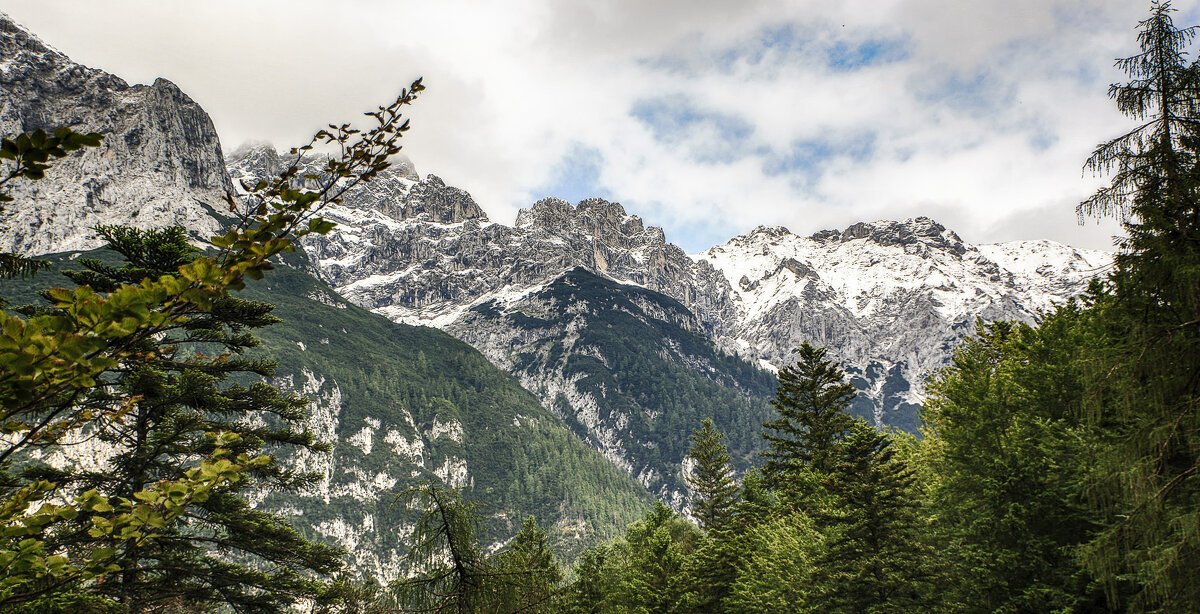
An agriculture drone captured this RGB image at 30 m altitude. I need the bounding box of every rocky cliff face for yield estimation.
[239,146,1111,432]
[0,14,652,576]
[698,219,1111,428]
[0,12,230,256]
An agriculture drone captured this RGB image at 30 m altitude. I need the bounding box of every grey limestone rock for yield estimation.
[0,12,231,256]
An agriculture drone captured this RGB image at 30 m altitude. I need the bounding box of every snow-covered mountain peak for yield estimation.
[978,240,1112,310]
[807,217,967,257]
[698,216,1109,328]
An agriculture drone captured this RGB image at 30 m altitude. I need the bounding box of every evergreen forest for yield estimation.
[2,2,1200,612]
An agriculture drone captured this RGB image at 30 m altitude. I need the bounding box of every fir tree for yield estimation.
[31,225,343,612]
[685,418,739,534]
[558,545,614,614]
[681,419,741,613]
[920,316,1109,612]
[1078,2,1200,609]
[761,342,856,496]
[490,516,563,613]
[819,420,933,614]
[605,501,699,614]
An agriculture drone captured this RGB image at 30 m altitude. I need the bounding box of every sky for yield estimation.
[7,1,1197,253]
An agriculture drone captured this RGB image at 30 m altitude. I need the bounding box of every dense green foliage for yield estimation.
[475,267,778,494]
[38,227,341,612]
[919,314,1107,611]
[242,259,652,560]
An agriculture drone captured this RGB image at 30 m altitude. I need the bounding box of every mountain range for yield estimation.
[0,11,1111,572]
[226,143,1109,439]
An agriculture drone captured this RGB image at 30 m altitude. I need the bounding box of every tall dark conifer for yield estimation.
[1079,2,1200,609]
[490,517,563,613]
[819,420,931,614]
[685,418,739,534]
[761,342,856,494]
[39,225,343,612]
[683,419,741,613]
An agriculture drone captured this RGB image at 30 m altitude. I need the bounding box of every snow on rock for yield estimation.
[694,218,1113,416]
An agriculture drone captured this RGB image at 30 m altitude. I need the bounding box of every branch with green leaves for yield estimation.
[0,78,426,608]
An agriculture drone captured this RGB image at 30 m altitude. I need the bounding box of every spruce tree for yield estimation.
[761,342,856,495]
[32,225,343,612]
[1078,2,1200,609]
[610,502,699,614]
[819,420,932,614]
[682,419,741,613]
[490,517,563,613]
[685,418,739,534]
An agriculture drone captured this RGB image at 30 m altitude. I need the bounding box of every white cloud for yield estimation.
[3,0,1187,251]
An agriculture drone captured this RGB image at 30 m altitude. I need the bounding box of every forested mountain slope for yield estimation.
[0,250,652,578]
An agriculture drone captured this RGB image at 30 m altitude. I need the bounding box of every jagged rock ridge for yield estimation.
[0,12,230,256]
[700,219,1111,428]
[232,143,1110,431]
[0,14,651,575]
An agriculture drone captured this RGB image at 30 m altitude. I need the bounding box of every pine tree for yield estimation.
[685,418,739,534]
[490,516,563,613]
[680,419,741,613]
[722,513,822,614]
[28,225,344,612]
[1078,2,1200,609]
[761,342,856,497]
[558,545,614,614]
[819,420,932,614]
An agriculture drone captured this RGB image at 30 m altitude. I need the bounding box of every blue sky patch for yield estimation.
[630,96,755,163]
[665,215,746,254]
[763,132,877,179]
[913,68,1015,114]
[827,37,909,72]
[640,21,909,78]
